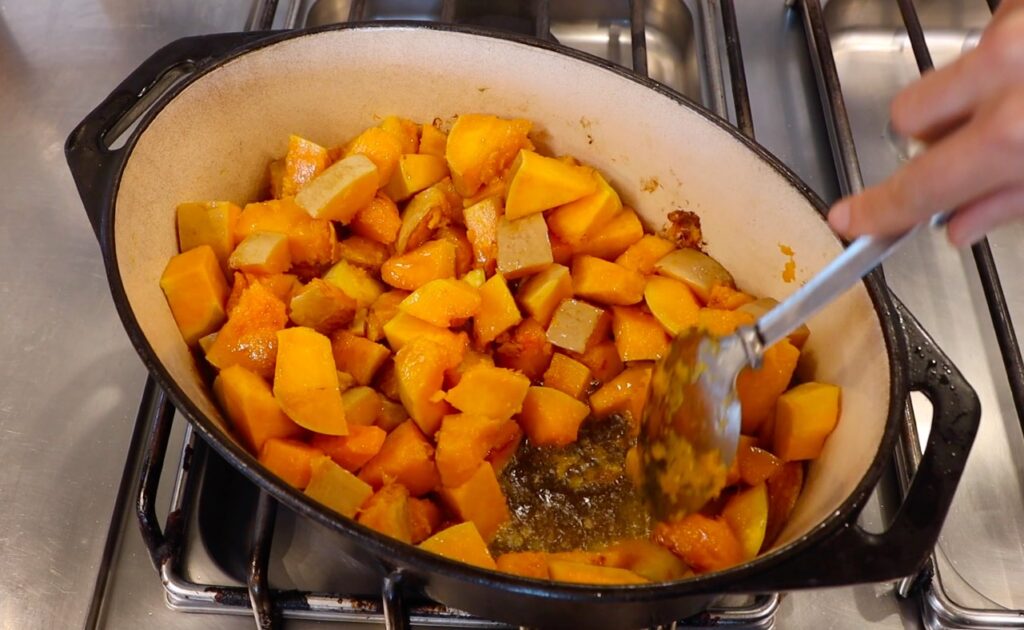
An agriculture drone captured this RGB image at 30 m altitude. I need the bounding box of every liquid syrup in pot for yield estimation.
[492,415,651,554]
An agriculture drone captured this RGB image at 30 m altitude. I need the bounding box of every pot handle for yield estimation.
[726,297,980,591]
[65,30,276,241]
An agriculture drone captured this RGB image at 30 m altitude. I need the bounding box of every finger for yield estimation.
[946,184,1024,247]
[989,0,1024,31]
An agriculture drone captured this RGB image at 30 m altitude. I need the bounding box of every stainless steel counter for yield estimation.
[1,1,1021,629]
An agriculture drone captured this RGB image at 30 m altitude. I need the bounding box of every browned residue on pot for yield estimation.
[663,210,705,251]
[640,176,661,193]
[780,243,796,283]
[579,116,594,145]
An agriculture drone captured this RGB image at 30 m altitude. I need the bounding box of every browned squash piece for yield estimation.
[519,386,590,446]
[350,194,402,245]
[445,114,532,197]
[473,273,522,347]
[273,327,348,436]
[549,232,574,265]
[419,522,497,570]
[206,281,288,379]
[545,298,610,354]
[384,154,450,202]
[444,349,495,388]
[311,424,387,472]
[344,126,402,184]
[176,201,241,271]
[738,442,782,486]
[615,235,676,275]
[304,455,374,518]
[295,154,379,223]
[381,239,457,291]
[706,284,756,310]
[258,438,324,489]
[359,420,439,496]
[764,461,804,546]
[435,413,506,487]
[235,198,336,267]
[396,185,451,255]
[644,275,701,335]
[589,364,653,434]
[569,340,623,384]
[398,278,481,327]
[214,365,303,453]
[438,462,510,542]
[394,338,454,436]
[547,561,648,585]
[342,386,382,426]
[160,245,229,345]
[330,330,391,385]
[334,235,391,271]
[408,496,443,544]
[463,196,502,274]
[280,134,330,197]
[546,171,621,247]
[496,552,550,579]
[436,226,474,277]
[289,278,357,333]
[504,150,597,219]
[773,382,841,461]
[653,513,744,573]
[495,318,553,381]
[323,259,385,308]
[542,353,593,399]
[366,289,408,342]
[496,213,553,279]
[418,122,447,158]
[383,312,468,365]
[517,264,572,327]
[600,539,691,582]
[736,340,800,434]
[381,115,420,154]
[611,306,670,362]
[445,365,530,420]
[487,420,523,474]
[721,483,769,559]
[357,483,413,543]
[572,255,645,306]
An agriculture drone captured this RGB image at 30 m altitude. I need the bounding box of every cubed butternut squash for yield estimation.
[409,497,443,544]
[435,413,506,487]
[334,235,390,271]
[495,318,553,381]
[549,232,574,265]
[653,513,744,573]
[519,386,590,446]
[611,306,670,362]
[773,382,841,461]
[419,521,497,570]
[342,386,382,426]
[311,424,387,472]
[444,349,495,388]
[289,278,357,333]
[644,275,701,335]
[601,539,691,582]
[383,312,467,365]
[160,245,229,345]
[697,308,756,337]
[438,462,510,542]
[738,443,782,486]
[351,194,402,245]
[569,340,623,384]
[585,209,649,259]
[176,201,241,271]
[229,231,292,274]
[473,273,522,347]
[496,213,553,279]
[487,420,523,474]
[280,134,330,197]
[258,438,324,489]
[547,561,647,585]
[445,365,530,420]
[235,198,336,267]
[517,263,573,327]
[736,340,800,433]
[504,150,597,219]
[343,126,402,185]
[706,284,756,310]
[366,289,408,342]
[765,462,804,546]
[381,239,457,291]
[395,185,450,254]
[655,248,735,304]
[546,171,621,246]
[295,154,379,223]
[589,364,653,433]
[496,552,550,579]
[446,114,532,197]
[273,327,348,435]
[545,298,610,353]
[418,122,447,158]
[463,196,502,273]
[357,483,412,543]
[381,115,419,154]
[615,235,676,275]
[304,455,374,518]
[572,255,645,306]
[721,483,769,559]
[376,398,409,432]
[359,420,439,496]
[214,365,303,453]
[323,259,385,308]
[384,154,450,202]
[542,353,593,399]
[398,278,481,327]
[206,281,287,378]
[394,338,454,436]
[330,330,391,385]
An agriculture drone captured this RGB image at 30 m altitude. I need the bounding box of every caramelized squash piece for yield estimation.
[773,382,841,461]
[381,239,457,291]
[615,235,676,275]
[589,364,653,433]
[206,281,287,379]
[487,420,523,474]
[572,255,645,306]
[736,340,800,434]
[396,184,451,254]
[738,443,782,486]
[644,275,701,335]
[408,496,443,544]
[519,386,590,446]
[312,424,387,472]
[329,330,389,384]
[365,289,408,342]
[504,150,597,219]
[418,122,447,158]
[446,114,532,197]
[359,420,439,496]
[496,213,553,279]
[235,198,336,267]
[721,483,769,559]
[342,386,383,426]
[398,278,481,327]
[494,318,553,381]
[546,171,621,247]
[584,204,641,258]
[764,462,804,546]
[259,438,324,489]
[569,340,624,384]
[334,235,390,271]
[295,154,379,223]
[436,226,474,276]
[289,278,357,333]
[358,483,413,542]
[160,245,229,345]
[542,353,593,399]
[323,259,385,308]
[611,306,670,362]
[547,561,647,585]
[214,365,302,453]
[444,349,495,388]
[381,115,419,154]
[463,196,502,274]
[517,263,573,327]
[343,126,402,185]
[383,312,468,364]
[496,552,550,579]
[274,327,348,436]
[350,194,402,245]
[438,462,510,542]
[384,154,449,202]
[655,248,735,303]
[545,298,610,354]
[653,514,744,573]
[305,455,374,518]
[419,522,497,570]
[445,365,530,420]
[229,231,292,274]
[176,201,241,271]
[394,338,454,436]
[279,134,330,197]
[435,413,506,487]
[473,273,522,347]
[600,539,691,582]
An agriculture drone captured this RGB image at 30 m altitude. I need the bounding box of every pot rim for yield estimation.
[97,21,907,599]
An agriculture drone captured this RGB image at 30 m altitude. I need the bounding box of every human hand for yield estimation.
[827,0,1024,247]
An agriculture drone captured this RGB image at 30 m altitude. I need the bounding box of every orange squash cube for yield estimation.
[438,463,510,543]
[549,232,574,265]
[721,483,769,559]
[394,338,453,436]
[409,496,443,544]
[653,513,744,574]
[418,123,447,158]
[611,306,670,362]
[384,154,449,202]
[444,349,495,388]
[495,318,554,381]
[706,284,756,310]
[615,235,676,274]
[381,239,457,291]
[357,483,412,543]
[334,235,390,271]
[446,114,532,197]
[463,196,502,273]
[365,289,408,342]
[589,364,653,432]
[344,126,403,184]
[542,353,593,399]
[214,365,303,453]
[600,539,691,582]
[572,255,644,306]
[229,231,292,275]
[569,340,623,384]
[435,413,506,487]
[279,134,330,197]
[295,154,379,223]
[519,386,590,446]
[381,115,419,154]
[160,245,229,345]
[350,194,402,245]
[738,443,782,486]
[697,308,756,337]
[473,273,522,347]
[304,455,374,518]
[736,340,800,433]
[419,521,497,569]
[765,462,804,546]
[545,298,610,354]
[644,276,701,335]
[575,207,644,260]
[496,552,550,579]
[487,420,523,474]
[273,327,348,436]
[330,330,391,385]
[547,561,648,585]
[773,382,841,461]
[289,278,357,333]
[504,150,597,219]
[496,214,553,279]
[359,420,440,496]
[398,278,481,327]
[176,201,241,271]
[205,281,287,378]
[235,198,336,267]
[311,424,387,472]
[342,386,382,426]
[445,365,530,420]
[258,438,324,489]
[323,259,385,308]
[395,185,450,254]
[517,263,573,327]
[383,312,467,363]
[546,171,621,247]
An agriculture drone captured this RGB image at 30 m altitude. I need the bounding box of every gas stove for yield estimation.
[3,1,1023,629]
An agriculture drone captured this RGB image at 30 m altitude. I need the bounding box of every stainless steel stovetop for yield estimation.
[2,1,1023,628]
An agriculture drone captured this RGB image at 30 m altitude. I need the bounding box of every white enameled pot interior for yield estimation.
[114,26,889,555]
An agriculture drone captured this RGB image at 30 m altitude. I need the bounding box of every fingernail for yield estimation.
[828,200,850,234]
[950,225,984,249]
